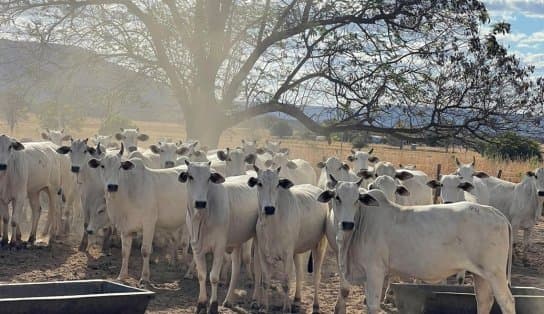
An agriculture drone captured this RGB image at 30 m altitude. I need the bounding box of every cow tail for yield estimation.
[507,221,513,286]
[307,252,314,273]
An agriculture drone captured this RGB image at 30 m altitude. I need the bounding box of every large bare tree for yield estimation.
[1,0,541,146]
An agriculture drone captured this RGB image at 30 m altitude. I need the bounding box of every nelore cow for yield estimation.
[318,183,514,314]
[0,136,64,246]
[41,128,71,146]
[267,152,316,185]
[178,161,259,314]
[114,128,149,154]
[317,156,359,190]
[248,166,328,313]
[347,148,379,174]
[88,144,187,287]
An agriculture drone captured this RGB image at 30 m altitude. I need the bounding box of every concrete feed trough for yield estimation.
[392,283,544,314]
[0,279,154,314]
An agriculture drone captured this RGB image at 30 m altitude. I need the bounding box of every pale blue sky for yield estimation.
[483,0,544,76]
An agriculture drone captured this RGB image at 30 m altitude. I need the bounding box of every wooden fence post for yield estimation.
[497,169,502,179]
[433,164,442,204]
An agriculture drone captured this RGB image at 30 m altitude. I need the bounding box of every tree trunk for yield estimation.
[184,105,225,148]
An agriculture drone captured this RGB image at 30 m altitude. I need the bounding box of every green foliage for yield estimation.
[483,132,542,161]
[351,135,368,149]
[0,90,29,132]
[99,113,137,135]
[269,120,293,138]
[38,102,85,131]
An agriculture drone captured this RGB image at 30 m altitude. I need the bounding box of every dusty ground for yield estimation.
[1,214,544,313]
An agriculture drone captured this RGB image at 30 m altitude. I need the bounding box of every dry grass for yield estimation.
[2,115,536,183]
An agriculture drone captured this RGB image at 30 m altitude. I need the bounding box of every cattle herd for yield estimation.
[1,128,542,314]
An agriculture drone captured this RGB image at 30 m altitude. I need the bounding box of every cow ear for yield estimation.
[278,178,294,189]
[209,172,225,184]
[472,171,489,178]
[178,172,189,183]
[56,146,71,155]
[217,150,228,161]
[115,133,124,141]
[244,154,256,164]
[121,160,135,170]
[177,147,189,155]
[455,157,461,167]
[368,148,374,155]
[359,193,379,206]
[88,159,100,168]
[357,170,374,179]
[458,182,474,192]
[61,134,71,141]
[41,132,50,140]
[396,185,410,196]
[426,180,442,189]
[317,190,335,203]
[247,177,258,187]
[341,163,350,171]
[347,155,355,162]
[286,161,297,169]
[351,148,356,154]
[316,161,325,169]
[87,146,97,155]
[395,171,413,180]
[368,156,379,163]
[137,133,149,141]
[11,141,24,151]
[526,171,536,177]
[149,144,160,154]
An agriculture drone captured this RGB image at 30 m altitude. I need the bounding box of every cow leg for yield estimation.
[473,274,493,314]
[46,188,61,238]
[488,275,515,314]
[280,254,296,313]
[251,239,262,308]
[523,228,533,259]
[242,240,253,281]
[26,193,42,244]
[290,253,303,313]
[209,248,225,314]
[184,259,196,279]
[194,253,208,313]
[311,238,328,314]
[10,197,25,246]
[118,232,133,281]
[365,265,385,314]
[335,274,350,314]
[223,246,241,308]
[456,271,466,285]
[101,226,113,255]
[79,222,89,252]
[139,224,155,288]
[0,202,9,247]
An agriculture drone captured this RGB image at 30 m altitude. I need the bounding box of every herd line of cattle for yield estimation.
[1,127,542,314]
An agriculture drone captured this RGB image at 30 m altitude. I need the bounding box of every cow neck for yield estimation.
[338,202,368,284]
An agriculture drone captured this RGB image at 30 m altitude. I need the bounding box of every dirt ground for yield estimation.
[1,213,544,313]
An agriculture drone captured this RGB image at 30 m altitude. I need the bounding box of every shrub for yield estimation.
[351,135,368,149]
[483,132,542,161]
[269,120,293,138]
[99,113,137,135]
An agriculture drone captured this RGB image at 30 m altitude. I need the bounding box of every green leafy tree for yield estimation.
[0,90,29,133]
[484,132,542,161]
[38,102,85,131]
[270,120,293,138]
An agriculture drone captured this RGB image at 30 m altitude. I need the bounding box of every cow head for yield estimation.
[41,128,71,146]
[265,140,282,154]
[374,161,396,178]
[318,156,354,187]
[88,143,134,193]
[217,147,256,176]
[317,177,373,232]
[367,175,409,201]
[533,168,544,197]
[427,174,472,204]
[150,141,187,168]
[93,135,116,148]
[178,161,225,210]
[270,152,297,170]
[241,139,257,155]
[0,135,24,170]
[347,148,379,172]
[56,138,102,173]
[455,156,477,183]
[114,128,149,153]
[85,199,110,236]
[248,166,293,216]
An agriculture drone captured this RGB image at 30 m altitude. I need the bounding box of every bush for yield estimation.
[99,113,137,135]
[38,102,85,131]
[351,135,368,149]
[483,132,542,161]
[269,120,293,138]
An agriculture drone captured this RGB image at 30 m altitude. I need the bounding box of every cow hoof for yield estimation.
[208,301,218,314]
[196,302,207,314]
[0,238,8,248]
[312,304,320,314]
[138,279,150,289]
[27,235,36,244]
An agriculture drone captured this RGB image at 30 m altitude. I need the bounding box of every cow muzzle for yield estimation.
[71,166,80,173]
[107,184,119,192]
[264,206,275,215]
[444,201,453,204]
[164,161,175,168]
[128,146,137,153]
[195,201,207,209]
[341,221,355,231]
[86,229,94,235]
[0,164,7,171]
[538,191,544,197]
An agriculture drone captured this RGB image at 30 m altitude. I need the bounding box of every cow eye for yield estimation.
[83,150,88,154]
[335,196,341,202]
[227,158,232,161]
[257,182,262,187]
[97,209,105,214]
[100,165,105,169]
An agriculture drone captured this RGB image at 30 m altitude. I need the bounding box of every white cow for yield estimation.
[114,128,149,154]
[56,140,112,252]
[88,144,187,287]
[427,174,490,205]
[93,135,117,149]
[215,148,256,177]
[347,148,379,174]
[128,149,160,169]
[317,184,514,314]
[268,152,316,185]
[317,157,359,190]
[265,140,286,154]
[0,136,63,246]
[368,175,410,202]
[248,167,328,313]
[178,161,259,314]
[149,142,188,168]
[41,128,71,146]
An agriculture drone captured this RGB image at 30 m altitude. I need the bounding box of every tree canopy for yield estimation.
[1,0,542,146]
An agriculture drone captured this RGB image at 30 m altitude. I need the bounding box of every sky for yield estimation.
[484,0,544,76]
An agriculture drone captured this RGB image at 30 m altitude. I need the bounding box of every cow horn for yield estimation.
[471,156,476,167]
[96,143,103,155]
[119,143,124,156]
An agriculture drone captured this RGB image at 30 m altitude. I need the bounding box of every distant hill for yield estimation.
[0,39,182,122]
